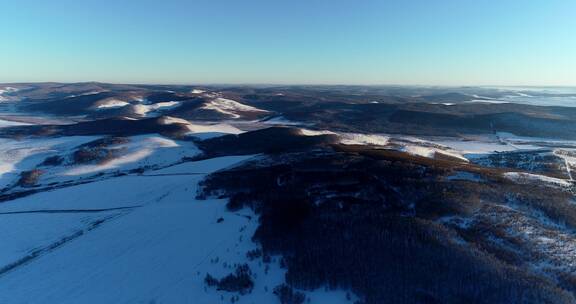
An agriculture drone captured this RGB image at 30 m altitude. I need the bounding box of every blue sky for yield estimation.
[1,0,575,85]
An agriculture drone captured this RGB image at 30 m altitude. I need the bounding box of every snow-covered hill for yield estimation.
[200,98,269,119]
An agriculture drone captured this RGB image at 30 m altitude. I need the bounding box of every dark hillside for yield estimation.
[198,147,576,304]
[197,127,339,156]
[0,117,189,138]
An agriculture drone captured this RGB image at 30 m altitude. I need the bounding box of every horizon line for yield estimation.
[1,81,576,88]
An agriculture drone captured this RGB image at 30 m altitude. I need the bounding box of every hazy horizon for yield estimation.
[3,81,576,89]
[2,0,575,86]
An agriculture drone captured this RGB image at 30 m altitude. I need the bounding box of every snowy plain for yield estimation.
[0,147,355,303]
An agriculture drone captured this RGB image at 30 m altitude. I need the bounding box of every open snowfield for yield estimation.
[0,156,252,303]
[0,154,354,303]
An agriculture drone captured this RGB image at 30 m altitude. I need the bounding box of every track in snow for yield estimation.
[0,206,141,215]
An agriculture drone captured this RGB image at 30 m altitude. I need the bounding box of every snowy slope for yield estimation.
[0,134,201,189]
[61,135,198,177]
[0,136,100,188]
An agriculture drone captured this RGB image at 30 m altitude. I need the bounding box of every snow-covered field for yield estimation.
[0,156,253,303]
[0,139,354,303]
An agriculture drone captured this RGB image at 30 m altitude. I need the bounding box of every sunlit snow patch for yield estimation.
[0,118,30,128]
[399,144,468,161]
[262,116,307,126]
[94,98,130,109]
[159,116,243,139]
[339,133,390,146]
[503,172,572,187]
[132,101,182,116]
[298,129,337,136]
[299,128,392,148]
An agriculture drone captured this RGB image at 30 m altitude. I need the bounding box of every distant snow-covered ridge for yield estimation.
[297,128,576,182]
[132,101,181,116]
[0,87,19,102]
[94,98,131,109]
[201,98,269,119]
[298,128,469,161]
[94,98,182,116]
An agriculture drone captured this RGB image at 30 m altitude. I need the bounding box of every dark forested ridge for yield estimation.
[199,145,576,304]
